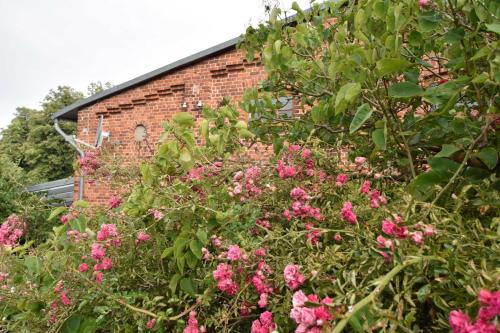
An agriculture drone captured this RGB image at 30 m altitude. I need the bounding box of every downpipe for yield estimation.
[54,118,84,201]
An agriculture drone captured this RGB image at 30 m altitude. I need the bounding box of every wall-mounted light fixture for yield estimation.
[181,101,188,109]
[196,100,203,108]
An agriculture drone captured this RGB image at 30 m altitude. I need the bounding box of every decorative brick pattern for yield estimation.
[74,48,269,205]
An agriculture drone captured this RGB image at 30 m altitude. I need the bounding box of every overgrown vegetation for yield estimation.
[0,1,498,332]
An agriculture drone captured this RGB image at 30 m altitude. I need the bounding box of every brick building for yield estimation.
[53,37,271,205]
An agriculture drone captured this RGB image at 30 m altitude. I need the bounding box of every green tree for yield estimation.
[241,0,499,202]
[0,86,83,182]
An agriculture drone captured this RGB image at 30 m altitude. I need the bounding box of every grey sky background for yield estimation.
[0,0,311,130]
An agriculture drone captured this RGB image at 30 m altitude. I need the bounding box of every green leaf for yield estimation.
[59,315,82,333]
[179,149,194,171]
[388,82,423,98]
[172,112,194,127]
[180,278,197,296]
[408,171,443,200]
[417,285,431,302]
[199,119,208,140]
[185,252,199,269]
[349,104,373,134]
[48,206,66,221]
[485,23,500,34]
[189,240,203,259]
[196,229,208,244]
[169,274,181,293]
[435,144,460,158]
[372,128,386,150]
[161,247,173,259]
[335,83,361,114]
[24,256,41,274]
[376,58,411,77]
[176,257,185,274]
[476,147,498,170]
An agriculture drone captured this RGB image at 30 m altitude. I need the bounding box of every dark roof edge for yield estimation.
[53,35,242,120]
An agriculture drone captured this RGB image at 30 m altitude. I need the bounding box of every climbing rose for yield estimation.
[477,289,500,321]
[382,219,397,235]
[340,201,357,224]
[354,156,366,165]
[335,173,348,187]
[96,224,118,241]
[146,318,156,330]
[108,196,121,209]
[0,214,26,247]
[411,231,424,246]
[183,311,200,333]
[91,243,106,261]
[94,271,103,284]
[59,292,71,306]
[359,180,371,194]
[227,245,242,261]
[284,264,305,290]
[60,214,70,224]
[136,231,151,245]
[78,263,89,272]
[449,310,472,333]
[213,263,238,295]
[301,148,311,159]
[251,311,277,333]
[258,292,268,308]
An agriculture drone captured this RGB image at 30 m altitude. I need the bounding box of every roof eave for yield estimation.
[52,35,242,120]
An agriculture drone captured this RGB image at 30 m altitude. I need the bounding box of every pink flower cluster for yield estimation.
[80,223,121,284]
[381,218,408,239]
[67,230,88,243]
[252,261,273,299]
[79,149,100,175]
[369,190,387,209]
[187,162,223,182]
[284,187,323,222]
[135,231,151,245]
[359,180,371,195]
[53,280,72,307]
[0,214,26,247]
[213,263,238,295]
[183,311,204,333]
[108,196,121,209]
[290,290,333,333]
[284,264,305,290]
[229,166,262,201]
[148,209,164,221]
[251,311,277,333]
[449,289,499,333]
[227,245,242,261]
[277,159,298,179]
[277,145,316,179]
[377,218,435,262]
[305,222,321,245]
[97,223,120,246]
[340,201,357,224]
[335,173,348,187]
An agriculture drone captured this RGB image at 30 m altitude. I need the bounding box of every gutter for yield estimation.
[54,118,84,201]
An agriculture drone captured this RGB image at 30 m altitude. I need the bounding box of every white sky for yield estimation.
[0,0,311,130]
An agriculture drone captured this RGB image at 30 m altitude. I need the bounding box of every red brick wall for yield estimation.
[74,48,268,205]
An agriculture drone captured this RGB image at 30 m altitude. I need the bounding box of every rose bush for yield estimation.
[0,107,498,332]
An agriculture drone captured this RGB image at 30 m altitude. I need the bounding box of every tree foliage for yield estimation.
[240,0,499,203]
[0,86,83,182]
